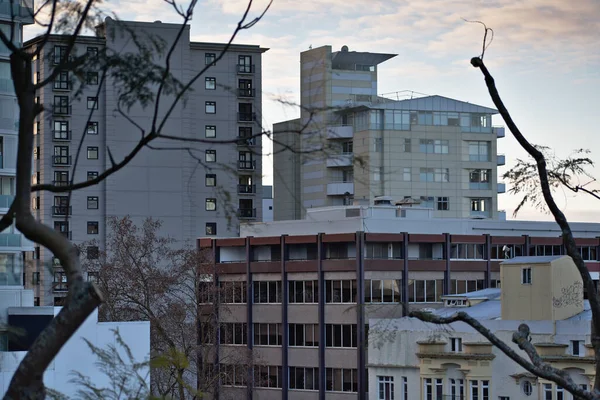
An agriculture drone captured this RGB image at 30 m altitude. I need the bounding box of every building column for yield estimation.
[245,237,253,400]
[280,235,289,400]
[485,234,491,288]
[356,231,366,400]
[402,232,409,315]
[523,235,531,256]
[317,232,326,400]
[444,233,451,295]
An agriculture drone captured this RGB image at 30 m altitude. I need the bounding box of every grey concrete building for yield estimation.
[23,18,267,305]
[274,45,506,221]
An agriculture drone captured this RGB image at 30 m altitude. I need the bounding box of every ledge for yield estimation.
[416,352,495,361]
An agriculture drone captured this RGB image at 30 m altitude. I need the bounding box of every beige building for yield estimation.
[368,255,592,400]
[273,45,506,221]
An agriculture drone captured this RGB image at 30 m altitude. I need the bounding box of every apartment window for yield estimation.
[529,245,563,256]
[219,281,246,303]
[325,279,357,303]
[374,137,383,152]
[522,380,533,396]
[87,47,98,57]
[522,267,532,284]
[205,53,216,65]
[205,174,216,187]
[470,198,488,212]
[289,324,319,347]
[451,337,463,352]
[254,365,282,388]
[289,367,319,391]
[54,70,69,90]
[87,246,99,259]
[53,96,69,114]
[53,120,69,140]
[53,146,70,165]
[450,243,486,259]
[205,198,216,211]
[374,167,382,182]
[420,139,448,154]
[481,380,489,400]
[253,281,282,303]
[253,323,282,346]
[436,197,449,210]
[408,279,444,303]
[205,150,216,163]
[87,121,98,135]
[54,221,69,237]
[325,324,357,348]
[205,125,216,138]
[87,221,99,234]
[571,340,582,356]
[450,379,464,399]
[205,222,217,235]
[403,167,411,181]
[542,383,552,400]
[288,280,318,303]
[87,196,98,209]
[404,138,411,152]
[325,368,358,392]
[87,72,98,85]
[342,140,353,153]
[364,279,402,303]
[450,279,485,295]
[423,378,433,400]
[238,55,252,73]
[87,97,98,110]
[578,246,598,261]
[419,168,449,182]
[469,141,490,161]
[377,376,394,400]
[219,323,247,345]
[33,247,40,260]
[470,380,479,400]
[32,272,40,285]
[491,244,524,259]
[87,146,98,160]
[205,101,216,114]
[366,243,403,259]
[87,171,98,181]
[205,77,216,90]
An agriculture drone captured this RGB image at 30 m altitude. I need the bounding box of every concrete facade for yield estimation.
[23,18,267,305]
[274,45,505,221]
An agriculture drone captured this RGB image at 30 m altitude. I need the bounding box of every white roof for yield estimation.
[502,255,567,265]
[442,288,501,300]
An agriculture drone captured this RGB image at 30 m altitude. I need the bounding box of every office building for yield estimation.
[22,17,267,305]
[196,205,600,400]
[368,255,592,400]
[273,45,506,221]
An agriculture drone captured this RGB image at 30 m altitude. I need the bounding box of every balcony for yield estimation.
[237,64,255,74]
[0,194,14,209]
[238,112,256,122]
[327,181,354,196]
[497,154,505,166]
[326,153,353,168]
[493,126,505,138]
[497,182,506,193]
[53,155,72,166]
[52,130,71,141]
[326,125,353,140]
[238,208,257,219]
[237,88,255,98]
[469,182,491,190]
[52,180,70,187]
[238,160,256,170]
[0,233,22,247]
[52,205,72,216]
[470,210,491,218]
[238,184,257,194]
[237,136,257,147]
[469,155,490,162]
[53,105,71,116]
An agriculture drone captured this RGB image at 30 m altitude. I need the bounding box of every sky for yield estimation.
[25,0,600,222]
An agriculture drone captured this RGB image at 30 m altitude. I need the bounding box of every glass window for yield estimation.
[205,222,217,235]
[87,221,99,234]
[205,101,216,114]
[205,174,216,187]
[87,72,98,85]
[87,121,98,135]
[205,77,216,90]
[205,125,216,138]
[87,196,98,209]
[87,146,98,160]
[205,198,216,211]
[87,97,98,110]
[87,171,98,181]
[205,150,216,163]
[205,53,216,65]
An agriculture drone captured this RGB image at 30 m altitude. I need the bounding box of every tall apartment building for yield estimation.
[274,45,506,221]
[196,205,600,400]
[23,18,267,305]
[0,2,35,292]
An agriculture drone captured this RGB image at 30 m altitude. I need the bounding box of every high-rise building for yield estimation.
[0,2,35,292]
[23,18,267,305]
[273,45,506,221]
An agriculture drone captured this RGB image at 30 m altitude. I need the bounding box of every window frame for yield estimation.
[205,149,216,163]
[87,221,99,235]
[205,174,216,187]
[205,125,216,138]
[87,146,99,160]
[87,196,99,210]
[521,267,532,285]
[87,71,99,85]
[205,198,217,211]
[205,101,216,114]
[87,96,98,110]
[87,121,98,135]
[205,77,216,90]
[205,222,217,235]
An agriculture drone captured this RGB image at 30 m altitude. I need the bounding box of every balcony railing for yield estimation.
[237,64,255,74]
[238,184,256,194]
[53,155,71,166]
[238,160,256,170]
[469,182,491,190]
[237,136,257,146]
[238,112,256,122]
[53,105,71,115]
[238,208,257,219]
[52,180,70,187]
[52,130,71,141]
[52,205,72,216]
[237,88,256,98]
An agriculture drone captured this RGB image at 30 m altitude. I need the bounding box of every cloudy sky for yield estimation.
[26,0,600,222]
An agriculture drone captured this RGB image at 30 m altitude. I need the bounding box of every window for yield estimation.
[53,120,69,140]
[403,167,411,181]
[469,141,490,161]
[54,221,69,238]
[470,380,479,400]
[87,97,98,109]
[205,222,217,235]
[325,368,357,392]
[522,380,533,396]
[34,120,40,135]
[205,198,216,211]
[451,337,462,352]
[578,246,598,261]
[450,378,464,400]
[469,169,491,189]
[87,171,98,181]
[87,47,98,57]
[522,267,532,284]
[205,174,216,187]
[420,139,449,154]
[491,244,524,260]
[219,323,247,345]
[253,323,282,346]
[33,147,39,160]
[571,340,582,356]
[87,121,98,135]
[205,77,216,90]
[342,140,353,153]
[54,70,69,90]
[205,125,216,138]
[364,279,402,303]
[87,221,99,234]
[470,198,488,212]
[53,95,70,114]
[87,196,98,209]
[205,150,216,163]
[377,376,394,400]
[437,197,449,210]
[374,167,382,182]
[450,244,486,259]
[402,377,408,400]
[289,367,319,391]
[481,380,489,400]
[529,245,563,257]
[32,272,40,285]
[253,281,282,303]
[408,279,444,303]
[419,168,449,182]
[87,72,98,85]
[254,365,282,388]
[556,386,564,400]
[374,137,383,152]
[403,138,411,152]
[238,55,253,73]
[325,324,357,348]
[87,246,99,259]
[53,146,70,165]
[205,53,216,65]
[218,281,246,303]
[87,146,98,159]
[288,280,318,303]
[205,101,216,114]
[450,279,485,294]
[543,383,552,400]
[424,378,433,400]
[289,324,319,347]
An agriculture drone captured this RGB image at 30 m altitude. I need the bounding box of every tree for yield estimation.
[0,0,276,398]
[411,26,600,400]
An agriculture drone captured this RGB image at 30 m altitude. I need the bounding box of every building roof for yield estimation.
[443,288,501,300]
[501,255,567,264]
[433,297,502,320]
[331,49,397,69]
